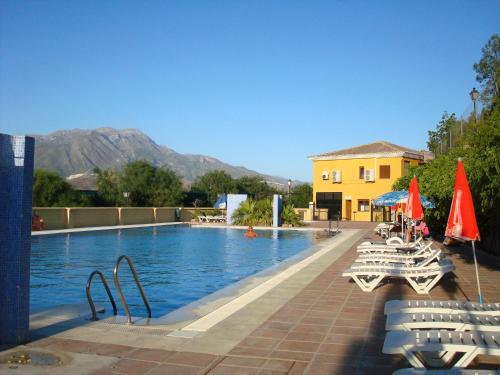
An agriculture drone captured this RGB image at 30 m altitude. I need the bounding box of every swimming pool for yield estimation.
[31,226,326,318]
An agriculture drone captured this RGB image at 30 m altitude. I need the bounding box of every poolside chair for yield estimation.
[384,300,500,317]
[343,260,454,294]
[360,236,422,247]
[393,369,499,375]
[352,249,446,269]
[386,312,500,332]
[355,244,436,264]
[383,330,500,368]
[357,237,425,250]
[357,241,434,255]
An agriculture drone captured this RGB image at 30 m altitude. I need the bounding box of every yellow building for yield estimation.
[308,141,425,222]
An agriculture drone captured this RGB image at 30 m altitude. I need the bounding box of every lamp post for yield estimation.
[287,179,292,201]
[123,191,130,205]
[469,87,479,123]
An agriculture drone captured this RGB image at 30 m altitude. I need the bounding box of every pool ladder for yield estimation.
[86,255,152,324]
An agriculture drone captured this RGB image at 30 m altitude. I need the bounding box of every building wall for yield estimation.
[312,156,421,221]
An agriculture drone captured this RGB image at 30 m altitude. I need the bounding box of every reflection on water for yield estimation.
[31,226,325,317]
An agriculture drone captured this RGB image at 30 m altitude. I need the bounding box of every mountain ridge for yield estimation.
[33,127,296,188]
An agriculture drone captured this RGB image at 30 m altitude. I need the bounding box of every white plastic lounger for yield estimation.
[393,369,499,375]
[386,312,500,332]
[343,261,454,294]
[351,250,448,271]
[357,241,433,254]
[385,300,500,317]
[355,247,439,265]
[383,330,500,368]
[360,236,423,247]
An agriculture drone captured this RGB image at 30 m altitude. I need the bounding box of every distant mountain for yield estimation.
[33,127,295,188]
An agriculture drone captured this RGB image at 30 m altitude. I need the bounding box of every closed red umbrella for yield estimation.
[445,158,482,303]
[405,176,424,220]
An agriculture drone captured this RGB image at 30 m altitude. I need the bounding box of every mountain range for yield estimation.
[33,127,295,189]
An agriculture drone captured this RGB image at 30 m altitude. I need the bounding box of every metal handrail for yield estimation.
[113,255,151,324]
[86,270,117,321]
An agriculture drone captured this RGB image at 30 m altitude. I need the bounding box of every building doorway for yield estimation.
[345,200,352,220]
[316,192,342,220]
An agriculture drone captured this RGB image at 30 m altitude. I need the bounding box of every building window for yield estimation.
[358,199,370,212]
[404,161,410,176]
[359,166,365,179]
[379,165,390,179]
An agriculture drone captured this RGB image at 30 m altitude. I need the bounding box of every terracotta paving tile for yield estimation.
[284,331,326,342]
[324,333,365,345]
[147,363,202,375]
[262,359,294,371]
[237,337,281,350]
[256,369,287,375]
[289,323,330,334]
[93,343,137,358]
[166,351,220,367]
[318,343,362,357]
[248,328,289,340]
[125,348,175,362]
[306,362,357,375]
[208,365,260,375]
[268,350,314,362]
[276,340,320,353]
[220,356,267,368]
[107,358,158,375]
[287,361,309,375]
[228,347,273,357]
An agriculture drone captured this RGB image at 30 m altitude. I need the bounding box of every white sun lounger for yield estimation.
[385,300,500,317]
[351,249,447,270]
[343,261,454,294]
[357,241,433,255]
[355,246,438,265]
[393,369,500,375]
[359,236,423,248]
[386,312,500,332]
[383,330,500,368]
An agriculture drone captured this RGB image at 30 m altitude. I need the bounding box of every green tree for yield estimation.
[152,167,185,206]
[191,170,236,205]
[289,183,312,208]
[95,168,123,206]
[235,175,277,199]
[231,198,273,226]
[473,34,500,101]
[427,112,460,155]
[33,170,82,206]
[121,161,157,206]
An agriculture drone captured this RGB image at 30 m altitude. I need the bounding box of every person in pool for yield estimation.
[244,226,258,238]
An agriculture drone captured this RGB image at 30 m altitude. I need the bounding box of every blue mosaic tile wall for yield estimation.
[0,134,35,345]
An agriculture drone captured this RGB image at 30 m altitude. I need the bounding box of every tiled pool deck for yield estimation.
[3,222,500,374]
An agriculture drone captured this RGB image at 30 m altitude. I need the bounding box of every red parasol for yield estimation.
[405,176,424,220]
[445,159,480,241]
[445,158,482,303]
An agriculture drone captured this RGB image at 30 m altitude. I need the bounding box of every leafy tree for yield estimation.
[96,161,184,207]
[152,167,185,206]
[473,34,500,101]
[95,168,123,206]
[33,169,83,206]
[427,112,460,155]
[121,161,157,206]
[191,170,236,205]
[289,183,312,208]
[235,176,277,199]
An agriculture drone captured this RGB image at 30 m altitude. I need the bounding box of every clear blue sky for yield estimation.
[1,1,498,182]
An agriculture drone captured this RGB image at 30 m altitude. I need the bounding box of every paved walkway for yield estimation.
[4,224,500,374]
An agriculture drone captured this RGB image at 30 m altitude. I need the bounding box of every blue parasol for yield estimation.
[372,190,435,209]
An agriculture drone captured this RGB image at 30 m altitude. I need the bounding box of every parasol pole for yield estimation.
[471,240,483,304]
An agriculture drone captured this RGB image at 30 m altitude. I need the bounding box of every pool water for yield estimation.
[31,226,325,317]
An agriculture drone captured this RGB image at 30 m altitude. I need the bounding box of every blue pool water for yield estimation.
[31,226,325,317]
